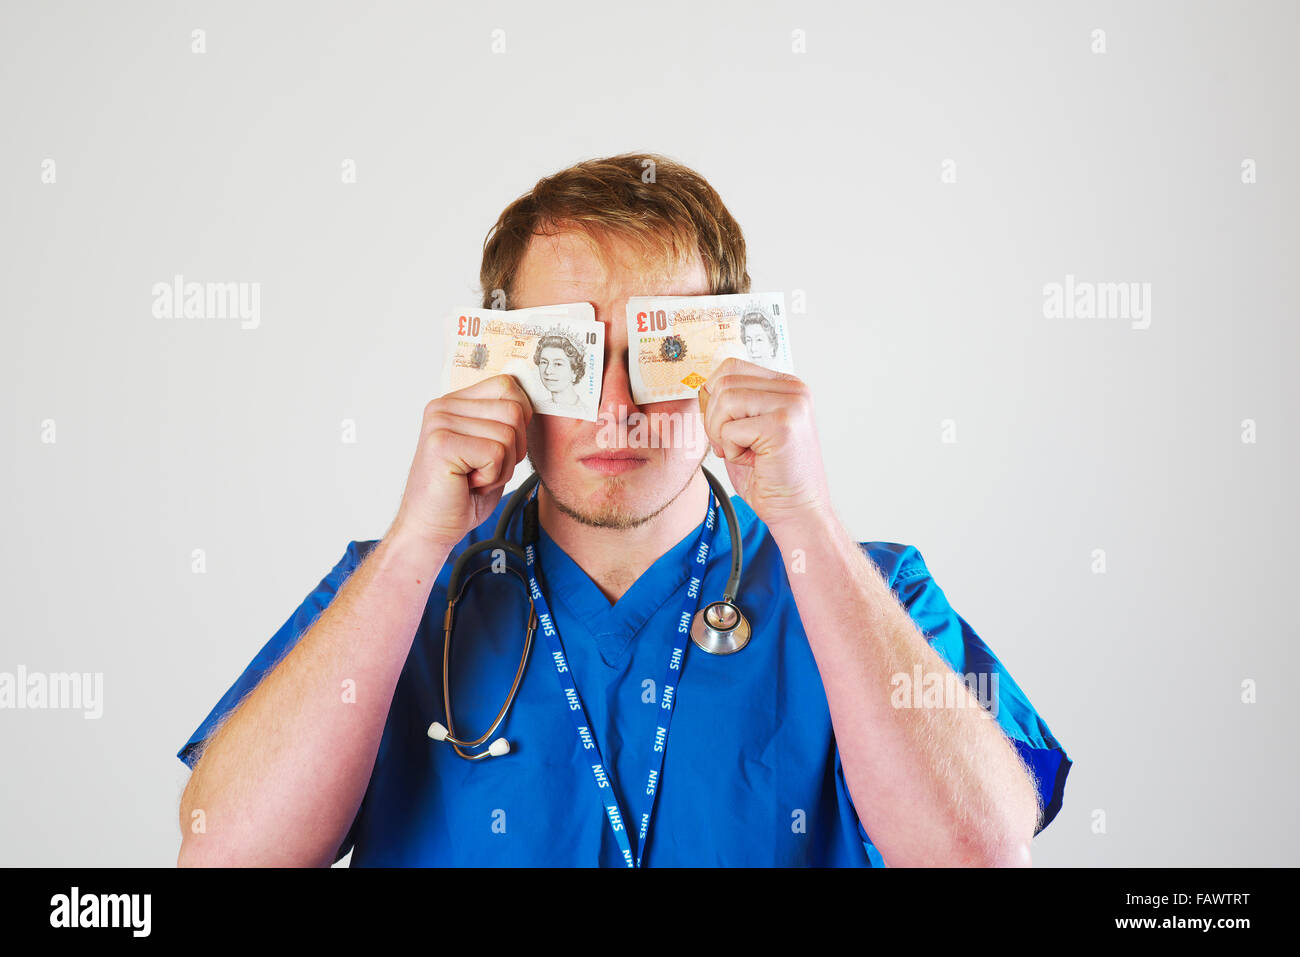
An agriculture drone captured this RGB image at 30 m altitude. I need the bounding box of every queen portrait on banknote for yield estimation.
[740,308,779,362]
[531,332,592,419]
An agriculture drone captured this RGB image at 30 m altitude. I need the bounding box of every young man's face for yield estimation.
[512,228,711,528]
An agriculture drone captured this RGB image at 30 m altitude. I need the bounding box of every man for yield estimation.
[176,153,1070,867]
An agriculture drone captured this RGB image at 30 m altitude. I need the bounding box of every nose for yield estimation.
[597,337,642,424]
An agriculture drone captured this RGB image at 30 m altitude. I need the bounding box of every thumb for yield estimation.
[698,385,722,457]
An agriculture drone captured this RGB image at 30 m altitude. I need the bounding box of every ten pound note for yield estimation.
[441,302,605,421]
[625,291,792,404]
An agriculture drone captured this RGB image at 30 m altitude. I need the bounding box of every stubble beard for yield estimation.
[535,451,708,530]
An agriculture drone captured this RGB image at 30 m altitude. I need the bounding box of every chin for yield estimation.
[538,458,694,530]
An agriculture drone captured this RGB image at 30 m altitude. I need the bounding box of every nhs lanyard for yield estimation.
[523,487,718,868]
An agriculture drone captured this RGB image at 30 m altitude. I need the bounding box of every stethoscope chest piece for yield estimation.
[690,600,751,655]
[432,466,752,761]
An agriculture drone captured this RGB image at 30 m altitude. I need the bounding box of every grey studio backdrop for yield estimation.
[1,0,1296,867]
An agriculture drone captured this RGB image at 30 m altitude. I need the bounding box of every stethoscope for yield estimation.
[427,465,750,760]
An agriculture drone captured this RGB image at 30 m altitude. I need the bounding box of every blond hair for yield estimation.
[479,152,750,308]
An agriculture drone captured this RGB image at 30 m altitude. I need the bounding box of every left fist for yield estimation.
[698,357,832,528]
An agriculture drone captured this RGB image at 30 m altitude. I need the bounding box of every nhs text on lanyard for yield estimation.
[523,488,718,867]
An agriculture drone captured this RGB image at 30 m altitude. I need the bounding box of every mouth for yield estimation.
[578,450,649,476]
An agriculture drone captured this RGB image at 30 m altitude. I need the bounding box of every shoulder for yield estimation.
[337,490,522,585]
[344,539,379,564]
[858,542,933,589]
[729,496,931,590]
[304,539,379,590]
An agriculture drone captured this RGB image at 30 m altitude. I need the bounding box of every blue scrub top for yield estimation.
[178,491,1071,866]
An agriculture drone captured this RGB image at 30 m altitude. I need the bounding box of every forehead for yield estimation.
[512,229,709,308]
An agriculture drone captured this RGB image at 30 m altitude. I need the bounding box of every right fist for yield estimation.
[389,374,533,553]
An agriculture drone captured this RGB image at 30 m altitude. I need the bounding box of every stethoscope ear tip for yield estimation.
[432,466,748,761]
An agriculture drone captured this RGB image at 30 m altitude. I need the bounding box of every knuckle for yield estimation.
[423,412,451,437]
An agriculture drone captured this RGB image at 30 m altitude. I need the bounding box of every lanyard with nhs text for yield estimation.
[523,487,718,867]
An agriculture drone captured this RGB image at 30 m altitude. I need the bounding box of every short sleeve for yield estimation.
[175,540,375,860]
[841,543,1072,862]
[868,542,1071,836]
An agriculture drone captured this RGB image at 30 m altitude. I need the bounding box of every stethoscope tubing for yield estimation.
[433,465,744,759]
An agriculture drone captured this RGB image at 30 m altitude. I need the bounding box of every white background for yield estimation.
[1,0,1296,866]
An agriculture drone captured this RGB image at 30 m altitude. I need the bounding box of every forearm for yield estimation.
[177,532,446,867]
[768,506,1040,867]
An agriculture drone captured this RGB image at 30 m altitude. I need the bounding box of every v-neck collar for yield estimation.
[533,509,708,668]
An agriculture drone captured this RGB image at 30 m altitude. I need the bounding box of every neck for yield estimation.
[537,469,711,604]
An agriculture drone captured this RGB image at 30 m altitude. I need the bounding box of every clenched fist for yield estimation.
[388,374,533,560]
